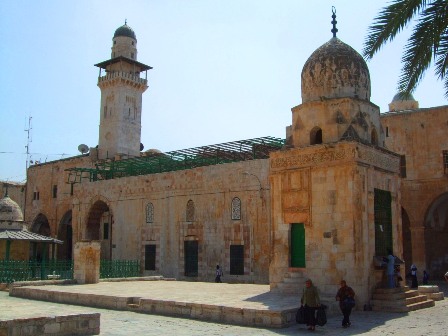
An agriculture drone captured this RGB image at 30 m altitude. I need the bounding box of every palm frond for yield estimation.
[398,1,448,94]
[363,0,427,59]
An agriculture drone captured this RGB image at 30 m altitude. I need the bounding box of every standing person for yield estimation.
[336,280,355,328]
[215,265,223,283]
[410,264,418,288]
[301,279,320,331]
[385,250,395,288]
[422,270,429,285]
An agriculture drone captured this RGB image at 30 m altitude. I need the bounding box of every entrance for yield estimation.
[184,240,198,277]
[290,223,305,267]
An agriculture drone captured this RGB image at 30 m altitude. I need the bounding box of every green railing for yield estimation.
[100,260,140,279]
[0,260,74,283]
[0,259,140,283]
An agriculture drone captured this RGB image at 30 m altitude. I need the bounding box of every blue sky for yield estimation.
[0,1,446,182]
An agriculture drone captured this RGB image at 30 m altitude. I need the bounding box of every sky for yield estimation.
[0,1,447,182]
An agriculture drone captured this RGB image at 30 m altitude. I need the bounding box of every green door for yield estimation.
[291,223,305,267]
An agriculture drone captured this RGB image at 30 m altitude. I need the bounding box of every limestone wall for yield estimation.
[74,159,271,284]
[269,142,401,306]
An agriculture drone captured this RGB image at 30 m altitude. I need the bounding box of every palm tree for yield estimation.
[363,0,448,98]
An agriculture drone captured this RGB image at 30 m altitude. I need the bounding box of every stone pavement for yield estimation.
[1,281,447,335]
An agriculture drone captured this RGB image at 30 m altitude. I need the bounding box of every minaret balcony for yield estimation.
[98,71,148,87]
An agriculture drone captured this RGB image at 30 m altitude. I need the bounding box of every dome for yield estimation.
[114,23,136,40]
[0,195,23,222]
[392,92,415,102]
[301,37,371,103]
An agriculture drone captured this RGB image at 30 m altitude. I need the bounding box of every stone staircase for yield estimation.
[272,271,306,295]
[371,286,435,312]
[418,285,445,301]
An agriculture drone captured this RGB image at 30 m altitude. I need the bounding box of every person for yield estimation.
[215,265,223,283]
[336,280,355,328]
[301,279,320,331]
[410,264,418,288]
[385,250,395,288]
[422,270,429,285]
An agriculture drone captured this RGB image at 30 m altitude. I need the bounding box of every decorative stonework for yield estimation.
[271,143,400,173]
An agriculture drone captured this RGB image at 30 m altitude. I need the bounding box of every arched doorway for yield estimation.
[401,207,412,267]
[31,213,51,261]
[424,193,448,279]
[57,210,73,260]
[86,200,112,260]
[310,127,323,145]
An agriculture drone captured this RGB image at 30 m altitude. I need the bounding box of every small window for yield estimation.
[145,245,156,270]
[131,52,134,59]
[128,108,131,116]
[230,245,244,275]
[103,223,109,240]
[400,155,407,178]
[114,40,117,45]
[132,41,134,46]
[443,150,448,174]
[231,197,241,220]
[310,127,322,145]
[186,200,195,222]
[146,203,154,223]
[371,128,378,146]
[386,126,389,137]
[52,185,57,198]
[33,191,40,200]
[104,106,107,118]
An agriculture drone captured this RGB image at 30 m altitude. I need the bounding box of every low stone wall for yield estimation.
[0,313,100,336]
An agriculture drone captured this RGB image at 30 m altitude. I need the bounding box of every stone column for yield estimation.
[74,241,101,284]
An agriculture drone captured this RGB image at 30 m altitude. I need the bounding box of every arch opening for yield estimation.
[86,200,112,260]
[57,210,73,260]
[310,127,323,145]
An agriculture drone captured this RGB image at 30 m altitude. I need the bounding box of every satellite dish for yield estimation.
[140,143,144,151]
[78,144,90,154]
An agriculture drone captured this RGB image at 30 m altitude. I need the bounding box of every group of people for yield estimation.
[300,279,355,331]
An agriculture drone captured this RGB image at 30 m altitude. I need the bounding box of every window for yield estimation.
[443,151,448,174]
[103,106,107,118]
[52,185,57,198]
[400,155,407,178]
[231,197,241,220]
[374,189,392,256]
[146,203,154,223]
[386,127,389,137]
[186,200,195,222]
[371,128,378,146]
[33,191,40,200]
[145,245,156,270]
[230,245,244,275]
[131,52,135,59]
[103,223,109,240]
[310,127,322,145]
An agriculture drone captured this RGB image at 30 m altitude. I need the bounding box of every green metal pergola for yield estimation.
[66,136,285,183]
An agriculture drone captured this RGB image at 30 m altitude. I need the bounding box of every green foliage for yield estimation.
[363,0,448,98]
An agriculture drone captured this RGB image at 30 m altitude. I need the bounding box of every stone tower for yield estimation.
[95,22,152,160]
[269,10,401,307]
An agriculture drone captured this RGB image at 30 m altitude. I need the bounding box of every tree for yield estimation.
[363,0,448,98]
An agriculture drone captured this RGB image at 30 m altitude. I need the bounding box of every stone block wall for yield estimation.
[74,241,100,284]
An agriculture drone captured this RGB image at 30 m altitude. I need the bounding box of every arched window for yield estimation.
[231,197,241,220]
[371,128,378,146]
[146,203,154,223]
[310,127,323,145]
[186,200,195,222]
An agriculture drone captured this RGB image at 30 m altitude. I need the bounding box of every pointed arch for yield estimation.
[371,128,378,146]
[57,210,73,260]
[310,126,323,145]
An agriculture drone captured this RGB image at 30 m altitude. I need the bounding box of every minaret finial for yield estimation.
[125,19,127,25]
[331,7,338,38]
[4,183,9,197]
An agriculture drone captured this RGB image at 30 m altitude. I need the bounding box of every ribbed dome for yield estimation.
[114,24,136,40]
[301,37,371,103]
[0,195,23,222]
[392,92,415,102]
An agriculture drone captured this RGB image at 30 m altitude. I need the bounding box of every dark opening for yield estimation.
[145,245,156,271]
[230,245,244,275]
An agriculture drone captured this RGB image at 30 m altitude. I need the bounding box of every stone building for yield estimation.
[19,18,448,307]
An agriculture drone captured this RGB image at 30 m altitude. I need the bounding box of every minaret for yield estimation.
[95,22,152,160]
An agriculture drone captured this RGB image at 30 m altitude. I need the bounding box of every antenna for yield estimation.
[78,144,90,154]
[25,116,32,171]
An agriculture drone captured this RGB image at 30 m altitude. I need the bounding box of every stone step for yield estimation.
[372,289,419,300]
[127,303,140,309]
[426,292,444,301]
[407,299,435,311]
[374,287,408,294]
